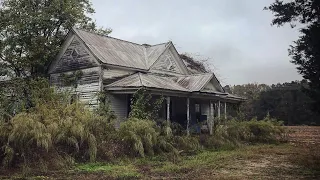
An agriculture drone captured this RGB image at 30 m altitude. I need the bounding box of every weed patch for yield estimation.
[76,162,141,178]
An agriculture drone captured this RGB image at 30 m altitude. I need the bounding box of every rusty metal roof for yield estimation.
[106,73,190,92]
[73,28,170,70]
[106,73,219,92]
[105,73,245,101]
[170,73,213,91]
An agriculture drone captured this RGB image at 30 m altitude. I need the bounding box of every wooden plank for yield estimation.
[224,102,227,119]
[166,96,170,121]
[217,101,221,119]
[187,98,190,136]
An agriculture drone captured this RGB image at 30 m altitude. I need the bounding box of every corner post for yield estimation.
[166,96,170,122]
[187,98,190,136]
[217,100,221,119]
[224,102,227,119]
[209,101,214,135]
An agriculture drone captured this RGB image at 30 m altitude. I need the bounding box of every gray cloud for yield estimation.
[91,0,302,85]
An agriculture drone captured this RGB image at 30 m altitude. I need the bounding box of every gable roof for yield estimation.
[73,28,187,72]
[145,43,169,67]
[74,28,148,69]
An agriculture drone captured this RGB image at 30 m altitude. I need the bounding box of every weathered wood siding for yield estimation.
[51,36,98,74]
[103,68,135,85]
[108,94,128,126]
[50,67,101,108]
[203,81,218,92]
[151,46,187,75]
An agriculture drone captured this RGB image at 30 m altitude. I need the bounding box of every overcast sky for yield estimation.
[91,0,302,85]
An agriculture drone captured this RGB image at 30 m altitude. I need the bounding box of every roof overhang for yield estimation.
[105,86,245,103]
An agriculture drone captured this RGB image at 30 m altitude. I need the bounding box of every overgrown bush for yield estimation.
[118,118,201,159]
[0,79,116,170]
[129,88,163,120]
[118,118,158,157]
[0,79,287,172]
[201,116,287,150]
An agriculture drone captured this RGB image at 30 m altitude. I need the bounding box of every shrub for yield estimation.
[0,80,116,170]
[201,117,286,150]
[128,88,163,120]
[118,118,158,157]
[172,136,202,154]
[118,117,203,160]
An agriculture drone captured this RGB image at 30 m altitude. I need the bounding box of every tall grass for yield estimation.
[0,80,116,170]
[0,81,287,172]
[202,116,287,150]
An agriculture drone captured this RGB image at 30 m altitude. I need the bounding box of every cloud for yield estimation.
[91,0,302,85]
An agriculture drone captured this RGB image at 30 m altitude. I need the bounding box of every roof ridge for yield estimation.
[175,73,212,77]
[74,28,143,47]
[151,42,170,47]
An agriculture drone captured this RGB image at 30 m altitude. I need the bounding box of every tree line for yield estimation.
[225,80,319,125]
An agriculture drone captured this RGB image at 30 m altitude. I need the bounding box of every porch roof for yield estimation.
[105,72,245,102]
[105,72,190,92]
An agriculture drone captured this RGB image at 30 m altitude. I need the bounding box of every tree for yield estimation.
[0,0,111,115]
[265,0,320,113]
[0,0,111,78]
[227,81,320,125]
[229,83,270,119]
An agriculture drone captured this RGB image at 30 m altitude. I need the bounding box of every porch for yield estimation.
[107,91,237,135]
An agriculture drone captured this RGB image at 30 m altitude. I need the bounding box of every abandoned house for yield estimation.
[48,28,244,133]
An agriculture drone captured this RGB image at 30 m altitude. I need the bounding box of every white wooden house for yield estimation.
[48,28,244,133]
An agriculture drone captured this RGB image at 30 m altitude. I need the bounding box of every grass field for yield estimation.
[2,126,320,179]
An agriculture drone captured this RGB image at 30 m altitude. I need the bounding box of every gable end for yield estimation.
[150,43,189,75]
[49,35,99,74]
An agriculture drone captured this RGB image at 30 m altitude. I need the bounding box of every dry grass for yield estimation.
[1,126,319,179]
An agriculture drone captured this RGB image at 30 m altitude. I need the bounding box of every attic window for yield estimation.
[71,49,79,59]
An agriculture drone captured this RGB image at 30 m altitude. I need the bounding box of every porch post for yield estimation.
[187,98,190,136]
[217,101,221,119]
[166,96,170,122]
[209,101,214,135]
[224,102,227,119]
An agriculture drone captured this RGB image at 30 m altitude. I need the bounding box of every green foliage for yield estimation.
[0,81,116,169]
[265,0,320,114]
[202,117,286,150]
[0,0,112,120]
[95,92,116,121]
[61,70,83,88]
[129,88,164,120]
[117,118,201,160]
[0,0,111,77]
[227,81,320,125]
[118,118,158,157]
[76,162,141,178]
